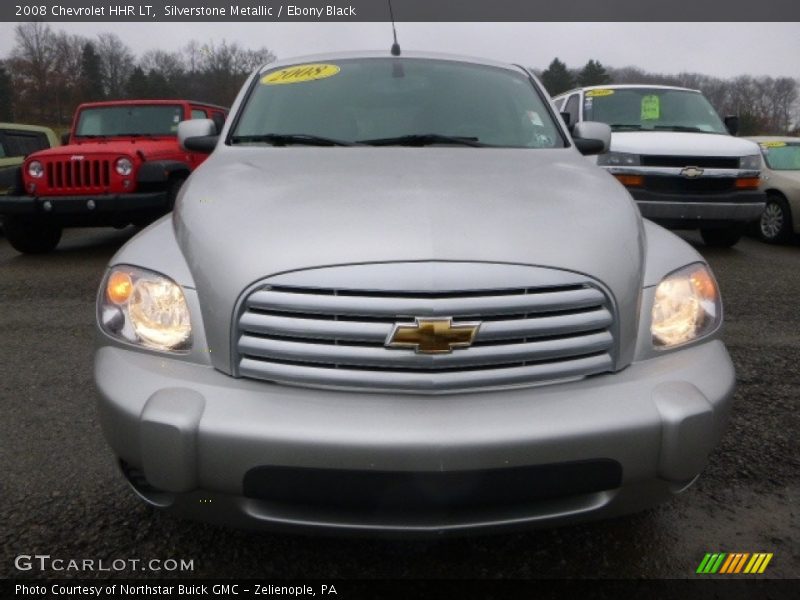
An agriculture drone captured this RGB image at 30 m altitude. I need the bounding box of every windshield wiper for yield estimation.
[609,124,642,130]
[358,134,488,147]
[653,125,708,133]
[230,133,358,146]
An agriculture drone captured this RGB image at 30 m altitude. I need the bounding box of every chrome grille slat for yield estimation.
[234,270,617,393]
[239,330,613,370]
[239,353,614,393]
[239,308,613,344]
[246,287,606,317]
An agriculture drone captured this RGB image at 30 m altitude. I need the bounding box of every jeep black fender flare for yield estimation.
[136,160,191,184]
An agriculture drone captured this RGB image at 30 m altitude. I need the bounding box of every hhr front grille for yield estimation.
[234,271,617,393]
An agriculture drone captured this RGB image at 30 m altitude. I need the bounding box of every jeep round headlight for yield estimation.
[99,266,191,351]
[115,157,133,176]
[597,152,640,167]
[651,263,721,348]
[28,160,44,178]
[739,154,761,170]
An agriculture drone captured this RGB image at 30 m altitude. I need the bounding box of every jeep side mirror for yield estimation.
[572,121,611,156]
[178,119,218,153]
[724,116,739,136]
[60,132,70,145]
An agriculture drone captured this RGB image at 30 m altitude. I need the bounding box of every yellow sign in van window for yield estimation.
[261,64,340,85]
[641,95,660,120]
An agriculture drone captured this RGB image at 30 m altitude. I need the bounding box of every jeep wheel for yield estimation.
[4,217,62,254]
[700,226,743,248]
[758,194,793,244]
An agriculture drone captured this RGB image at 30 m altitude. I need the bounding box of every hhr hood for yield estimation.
[172,147,646,371]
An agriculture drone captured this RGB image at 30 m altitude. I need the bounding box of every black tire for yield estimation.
[700,226,743,248]
[3,217,62,254]
[758,193,793,244]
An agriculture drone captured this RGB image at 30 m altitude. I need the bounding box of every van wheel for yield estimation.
[700,226,743,247]
[758,193,793,244]
[4,217,62,254]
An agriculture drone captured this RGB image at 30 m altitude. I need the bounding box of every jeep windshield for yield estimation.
[75,105,184,137]
[761,142,800,171]
[583,88,727,134]
[230,58,566,148]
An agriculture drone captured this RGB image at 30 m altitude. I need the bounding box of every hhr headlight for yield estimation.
[597,152,640,167]
[651,263,721,349]
[99,266,191,351]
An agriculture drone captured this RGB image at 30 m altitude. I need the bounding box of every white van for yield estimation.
[554,85,765,246]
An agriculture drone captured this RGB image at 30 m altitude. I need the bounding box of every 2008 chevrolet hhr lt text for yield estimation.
[94,52,735,534]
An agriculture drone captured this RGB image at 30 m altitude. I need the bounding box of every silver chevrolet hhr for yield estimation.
[94,52,735,534]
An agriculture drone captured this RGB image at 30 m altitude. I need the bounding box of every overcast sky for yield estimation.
[0,22,798,79]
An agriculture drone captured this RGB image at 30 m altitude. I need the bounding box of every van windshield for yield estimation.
[231,58,565,148]
[583,87,727,134]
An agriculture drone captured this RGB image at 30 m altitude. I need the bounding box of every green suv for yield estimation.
[0,123,59,195]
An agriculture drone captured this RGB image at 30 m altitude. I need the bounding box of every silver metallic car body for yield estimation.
[95,53,735,534]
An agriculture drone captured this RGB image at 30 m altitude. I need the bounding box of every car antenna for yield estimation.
[388,0,401,56]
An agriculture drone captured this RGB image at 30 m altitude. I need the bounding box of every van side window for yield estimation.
[564,94,580,127]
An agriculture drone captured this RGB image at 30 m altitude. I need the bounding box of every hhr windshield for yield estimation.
[231,58,565,148]
[583,88,727,134]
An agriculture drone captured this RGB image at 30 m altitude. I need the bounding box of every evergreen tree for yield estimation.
[0,63,13,120]
[578,60,611,87]
[540,58,575,96]
[80,42,104,101]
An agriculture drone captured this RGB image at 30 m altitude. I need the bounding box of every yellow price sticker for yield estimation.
[760,141,787,148]
[261,64,340,85]
[585,89,615,97]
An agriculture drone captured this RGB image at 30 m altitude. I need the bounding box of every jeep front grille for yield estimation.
[44,158,111,192]
[234,273,617,393]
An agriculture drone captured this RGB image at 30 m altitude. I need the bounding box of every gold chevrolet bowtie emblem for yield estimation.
[386,317,480,354]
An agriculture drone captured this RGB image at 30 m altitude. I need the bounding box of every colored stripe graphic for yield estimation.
[698,552,772,574]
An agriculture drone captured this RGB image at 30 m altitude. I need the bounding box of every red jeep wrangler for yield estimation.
[0,99,227,253]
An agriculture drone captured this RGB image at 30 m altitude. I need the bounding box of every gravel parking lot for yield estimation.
[1,226,798,580]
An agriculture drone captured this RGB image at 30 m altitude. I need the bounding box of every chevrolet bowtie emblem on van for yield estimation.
[386,317,480,354]
[680,166,704,178]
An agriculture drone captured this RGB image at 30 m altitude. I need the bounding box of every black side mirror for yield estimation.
[183,135,219,153]
[724,116,739,136]
[560,111,571,127]
[60,132,70,145]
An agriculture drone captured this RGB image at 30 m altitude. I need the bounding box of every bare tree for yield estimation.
[96,33,134,98]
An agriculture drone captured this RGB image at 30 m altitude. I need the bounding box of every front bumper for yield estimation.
[95,340,735,534]
[628,189,765,227]
[0,192,168,219]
